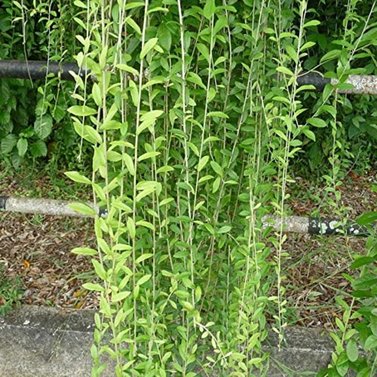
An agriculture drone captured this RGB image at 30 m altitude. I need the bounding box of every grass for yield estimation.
[0,263,24,315]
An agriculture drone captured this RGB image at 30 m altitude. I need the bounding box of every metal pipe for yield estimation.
[262,215,369,236]
[0,196,106,218]
[0,60,85,81]
[297,72,377,95]
[0,195,369,237]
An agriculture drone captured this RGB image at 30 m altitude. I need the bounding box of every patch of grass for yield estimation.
[0,263,24,315]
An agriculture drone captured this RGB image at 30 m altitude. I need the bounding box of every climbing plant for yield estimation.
[6,0,377,375]
[65,0,329,375]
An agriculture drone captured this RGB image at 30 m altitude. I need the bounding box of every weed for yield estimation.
[0,263,24,316]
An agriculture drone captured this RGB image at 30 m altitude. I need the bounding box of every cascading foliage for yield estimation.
[2,0,369,375]
[63,0,328,375]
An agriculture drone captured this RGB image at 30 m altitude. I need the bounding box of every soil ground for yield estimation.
[0,168,376,328]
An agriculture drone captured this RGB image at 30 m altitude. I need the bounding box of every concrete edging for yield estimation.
[0,305,334,377]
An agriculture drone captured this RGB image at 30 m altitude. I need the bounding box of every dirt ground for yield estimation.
[0,170,376,327]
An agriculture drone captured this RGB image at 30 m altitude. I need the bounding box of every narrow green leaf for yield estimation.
[140,38,158,59]
[68,202,96,216]
[197,43,210,63]
[276,66,294,76]
[92,83,102,107]
[126,16,141,35]
[83,283,104,292]
[197,155,210,172]
[138,151,160,161]
[116,64,139,77]
[203,0,216,19]
[207,111,229,119]
[137,274,151,286]
[136,253,153,264]
[304,20,320,28]
[346,340,358,362]
[65,171,92,184]
[210,161,223,176]
[307,118,327,128]
[187,72,206,89]
[71,247,97,256]
[92,259,107,280]
[127,217,136,239]
[218,225,232,234]
[68,105,97,117]
[320,49,341,63]
[112,291,131,302]
[123,153,135,176]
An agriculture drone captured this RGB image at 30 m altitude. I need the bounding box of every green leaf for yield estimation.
[137,274,151,286]
[346,340,358,362]
[207,111,229,119]
[351,256,374,269]
[124,2,144,10]
[92,83,102,107]
[123,153,135,176]
[68,202,97,216]
[276,66,294,76]
[187,72,206,89]
[138,151,160,161]
[136,253,153,264]
[285,44,297,63]
[30,140,47,158]
[356,211,377,226]
[92,259,107,280]
[140,38,158,59]
[83,283,104,292]
[301,41,316,51]
[129,80,139,107]
[158,24,172,51]
[135,186,157,202]
[301,128,316,141]
[365,335,377,351]
[197,43,210,63]
[198,156,210,172]
[68,105,97,117]
[218,225,232,234]
[77,125,102,144]
[320,49,341,63]
[17,138,28,157]
[307,118,327,128]
[304,20,320,28]
[1,134,17,154]
[126,16,141,35]
[71,247,97,256]
[203,0,216,19]
[127,217,136,239]
[213,176,221,193]
[34,114,53,140]
[116,64,139,77]
[210,161,223,176]
[65,171,92,184]
[137,110,163,135]
[159,197,174,206]
[112,291,131,302]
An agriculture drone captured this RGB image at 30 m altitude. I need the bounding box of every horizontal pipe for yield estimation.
[0,195,370,237]
[297,73,377,95]
[0,196,106,218]
[262,215,369,236]
[0,60,85,81]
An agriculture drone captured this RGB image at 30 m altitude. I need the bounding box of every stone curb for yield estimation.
[0,305,334,376]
